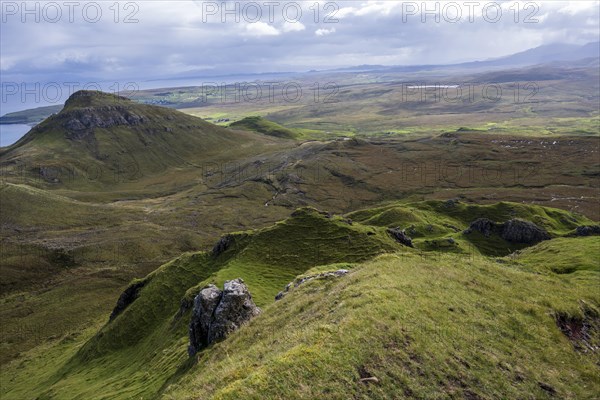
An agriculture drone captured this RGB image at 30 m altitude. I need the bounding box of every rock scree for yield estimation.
[188,278,260,356]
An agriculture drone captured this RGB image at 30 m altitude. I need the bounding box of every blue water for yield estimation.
[0,124,32,147]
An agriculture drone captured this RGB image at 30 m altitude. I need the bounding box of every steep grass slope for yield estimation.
[1,207,401,399]
[163,246,600,399]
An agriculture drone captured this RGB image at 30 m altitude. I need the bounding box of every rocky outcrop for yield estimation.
[63,106,145,133]
[387,228,414,247]
[464,218,550,244]
[211,234,234,257]
[275,269,349,300]
[188,279,260,356]
[109,279,147,321]
[573,225,600,237]
[500,219,550,244]
[464,218,498,237]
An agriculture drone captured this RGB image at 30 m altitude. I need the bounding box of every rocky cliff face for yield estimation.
[188,279,260,356]
[63,106,145,133]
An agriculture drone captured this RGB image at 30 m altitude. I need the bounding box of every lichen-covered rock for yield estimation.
[501,219,550,244]
[207,279,261,345]
[189,285,222,351]
[188,279,260,356]
[387,228,414,247]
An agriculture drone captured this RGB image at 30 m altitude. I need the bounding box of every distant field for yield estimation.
[2,62,598,141]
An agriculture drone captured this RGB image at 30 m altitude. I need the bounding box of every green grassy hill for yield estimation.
[229,116,301,139]
[2,201,598,399]
[0,91,283,190]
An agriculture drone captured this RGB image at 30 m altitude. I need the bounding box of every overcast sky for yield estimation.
[1,1,599,87]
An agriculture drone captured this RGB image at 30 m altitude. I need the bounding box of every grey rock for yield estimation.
[574,225,600,237]
[464,218,549,245]
[444,199,460,208]
[387,227,414,247]
[212,234,234,257]
[62,106,145,134]
[65,118,86,131]
[207,279,261,345]
[501,219,550,244]
[188,279,260,356]
[189,285,222,351]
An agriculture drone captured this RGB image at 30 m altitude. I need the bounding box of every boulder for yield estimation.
[189,285,222,350]
[501,219,550,244]
[207,279,261,345]
[188,279,260,356]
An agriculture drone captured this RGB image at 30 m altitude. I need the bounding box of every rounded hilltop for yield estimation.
[63,90,133,111]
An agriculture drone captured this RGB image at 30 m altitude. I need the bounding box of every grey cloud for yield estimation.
[0,1,598,84]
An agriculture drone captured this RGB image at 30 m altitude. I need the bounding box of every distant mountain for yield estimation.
[468,41,600,68]
[328,41,600,73]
